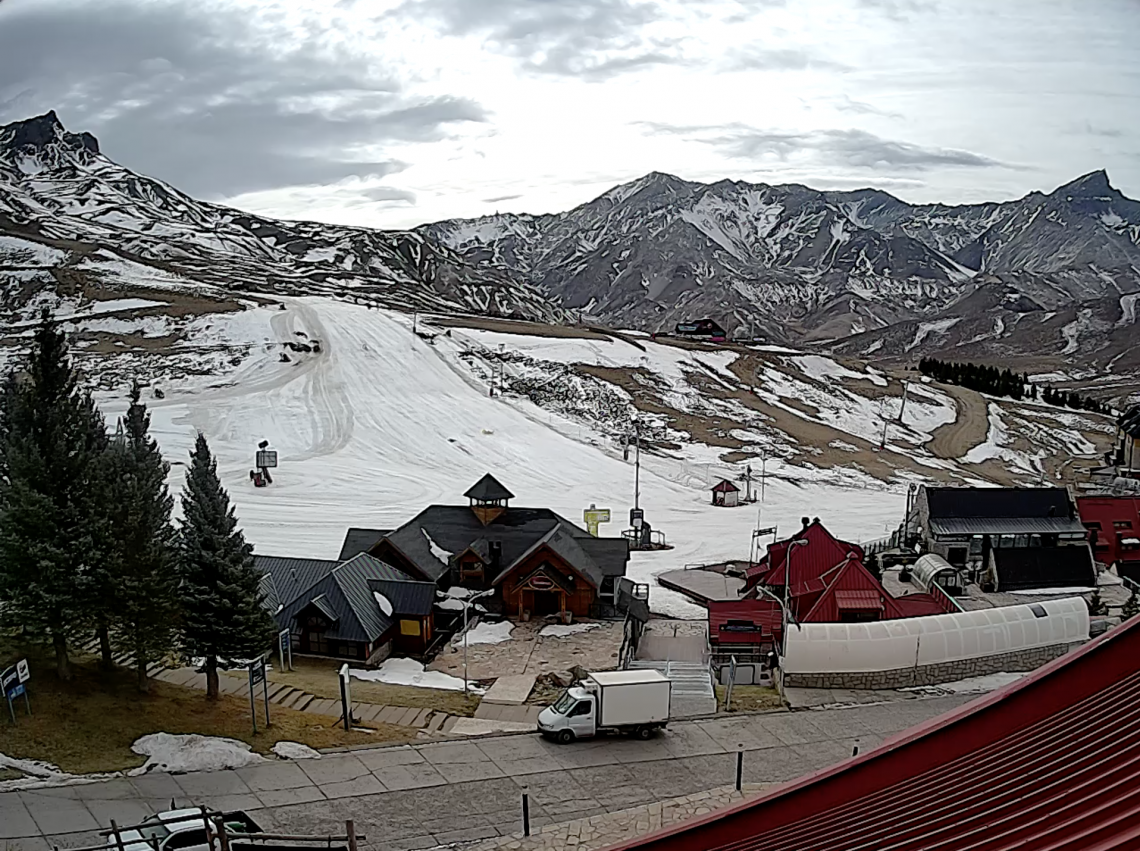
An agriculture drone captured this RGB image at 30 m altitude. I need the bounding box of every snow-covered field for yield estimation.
[87,297,910,618]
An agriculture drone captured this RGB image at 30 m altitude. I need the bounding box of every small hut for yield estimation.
[711,479,740,507]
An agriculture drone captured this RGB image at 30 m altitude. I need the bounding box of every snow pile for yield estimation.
[130,733,266,773]
[374,591,394,616]
[540,622,600,638]
[453,620,514,646]
[902,672,1027,696]
[272,741,321,760]
[436,587,487,612]
[351,658,485,693]
[790,355,887,387]
[422,528,453,566]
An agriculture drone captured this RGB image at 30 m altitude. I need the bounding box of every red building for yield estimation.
[713,520,953,658]
[609,603,1140,851]
[1078,495,1140,582]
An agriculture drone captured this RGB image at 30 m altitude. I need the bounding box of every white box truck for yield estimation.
[537,669,671,743]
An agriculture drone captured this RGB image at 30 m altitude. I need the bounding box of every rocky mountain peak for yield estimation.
[1058,169,1114,198]
[0,110,100,162]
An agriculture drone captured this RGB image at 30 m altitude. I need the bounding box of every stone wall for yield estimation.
[783,641,1084,690]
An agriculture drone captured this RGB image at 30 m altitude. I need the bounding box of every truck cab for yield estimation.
[537,670,670,743]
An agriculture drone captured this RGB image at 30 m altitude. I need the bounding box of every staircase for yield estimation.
[628,659,717,718]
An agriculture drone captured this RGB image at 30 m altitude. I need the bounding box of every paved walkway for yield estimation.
[0,696,970,850]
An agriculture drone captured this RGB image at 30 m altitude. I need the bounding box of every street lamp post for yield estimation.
[632,415,641,511]
[462,589,496,695]
[782,539,809,651]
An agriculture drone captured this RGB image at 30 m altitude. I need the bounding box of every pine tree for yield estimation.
[176,433,275,699]
[0,311,110,680]
[107,383,179,692]
[1122,589,1140,621]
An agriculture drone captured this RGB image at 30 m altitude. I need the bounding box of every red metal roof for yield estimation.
[708,599,783,645]
[833,589,883,611]
[891,593,950,617]
[712,479,740,493]
[606,613,1140,851]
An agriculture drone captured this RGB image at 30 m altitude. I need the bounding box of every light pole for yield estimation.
[782,539,809,648]
[462,589,495,695]
[632,414,641,511]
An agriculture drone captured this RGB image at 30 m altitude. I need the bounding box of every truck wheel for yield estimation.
[635,726,654,740]
[556,729,575,745]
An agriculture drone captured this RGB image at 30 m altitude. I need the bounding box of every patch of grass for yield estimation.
[716,685,783,713]
[0,644,405,775]
[230,656,481,717]
[0,767,24,782]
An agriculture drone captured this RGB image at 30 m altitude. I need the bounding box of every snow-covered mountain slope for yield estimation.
[63,296,1105,618]
[0,112,564,323]
[421,170,1140,353]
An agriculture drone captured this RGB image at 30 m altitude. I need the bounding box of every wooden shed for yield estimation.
[711,479,740,507]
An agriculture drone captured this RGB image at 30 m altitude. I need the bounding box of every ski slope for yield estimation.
[98,297,904,618]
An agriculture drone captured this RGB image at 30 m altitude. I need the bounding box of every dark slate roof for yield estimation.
[338,528,389,561]
[464,473,515,502]
[578,537,630,577]
[369,578,437,617]
[258,572,280,615]
[1122,407,1140,439]
[255,555,340,613]
[384,504,629,588]
[274,553,414,643]
[991,546,1096,592]
[930,517,1087,536]
[925,487,1075,520]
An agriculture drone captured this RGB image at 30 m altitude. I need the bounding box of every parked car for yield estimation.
[108,807,260,851]
[537,669,671,743]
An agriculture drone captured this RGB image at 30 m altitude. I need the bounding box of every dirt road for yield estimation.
[928,384,989,459]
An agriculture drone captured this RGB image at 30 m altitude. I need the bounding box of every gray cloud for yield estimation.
[394,0,678,79]
[483,194,523,203]
[831,95,903,119]
[854,0,935,20]
[640,121,1007,172]
[0,0,486,198]
[726,46,849,72]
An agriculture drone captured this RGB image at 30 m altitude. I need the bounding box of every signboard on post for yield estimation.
[278,628,293,672]
[583,505,611,537]
[2,662,30,723]
[16,659,29,683]
[256,450,278,469]
[247,657,270,732]
[630,508,644,529]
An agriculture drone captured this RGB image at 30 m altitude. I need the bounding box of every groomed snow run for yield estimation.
[95,297,907,619]
[539,623,600,637]
[272,741,321,760]
[453,620,514,646]
[131,733,266,773]
[350,658,485,693]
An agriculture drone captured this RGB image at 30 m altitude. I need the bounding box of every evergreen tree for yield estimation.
[1122,588,1140,621]
[176,432,275,699]
[107,383,179,692]
[0,311,110,680]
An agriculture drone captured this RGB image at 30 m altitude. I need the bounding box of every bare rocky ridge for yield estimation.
[0,112,565,324]
[421,170,1140,373]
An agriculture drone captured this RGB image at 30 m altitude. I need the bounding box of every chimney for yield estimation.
[801,517,810,530]
[812,517,820,525]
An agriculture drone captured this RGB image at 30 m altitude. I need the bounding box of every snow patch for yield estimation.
[907,318,961,352]
[901,672,1027,696]
[374,591,394,616]
[422,529,453,566]
[273,741,321,760]
[454,620,514,646]
[351,658,484,693]
[131,733,266,773]
[540,622,600,638]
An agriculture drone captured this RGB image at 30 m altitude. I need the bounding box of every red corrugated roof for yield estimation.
[892,593,951,617]
[711,479,740,492]
[708,599,783,645]
[834,589,883,611]
[607,612,1140,851]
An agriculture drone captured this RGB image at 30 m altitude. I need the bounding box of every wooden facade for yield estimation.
[499,545,597,619]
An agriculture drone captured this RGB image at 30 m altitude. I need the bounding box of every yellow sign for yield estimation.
[583,506,612,537]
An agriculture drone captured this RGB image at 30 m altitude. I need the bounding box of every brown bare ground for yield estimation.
[927,384,990,460]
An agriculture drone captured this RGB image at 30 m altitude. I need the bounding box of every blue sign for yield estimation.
[7,684,24,699]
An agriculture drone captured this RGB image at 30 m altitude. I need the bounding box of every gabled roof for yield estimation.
[712,479,740,493]
[991,545,1095,592]
[464,473,514,502]
[369,578,436,617]
[610,598,1140,851]
[338,527,389,561]
[255,555,340,613]
[746,522,863,591]
[274,552,414,643]
[924,486,1074,520]
[382,504,622,586]
[492,523,604,588]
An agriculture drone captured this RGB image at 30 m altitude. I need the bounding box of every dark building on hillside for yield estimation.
[910,486,1095,591]
[257,553,437,663]
[675,319,727,340]
[355,474,632,620]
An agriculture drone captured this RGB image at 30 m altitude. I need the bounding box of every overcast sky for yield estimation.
[1,0,1138,229]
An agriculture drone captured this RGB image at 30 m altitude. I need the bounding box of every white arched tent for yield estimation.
[783,597,1089,675]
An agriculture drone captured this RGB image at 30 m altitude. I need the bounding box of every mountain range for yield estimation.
[0,112,563,323]
[2,111,1139,376]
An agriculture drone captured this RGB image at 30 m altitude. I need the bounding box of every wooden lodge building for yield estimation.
[258,474,632,662]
